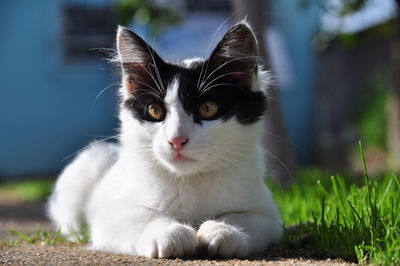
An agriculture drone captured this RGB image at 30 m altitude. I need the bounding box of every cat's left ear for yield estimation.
[116,26,164,96]
[209,20,259,75]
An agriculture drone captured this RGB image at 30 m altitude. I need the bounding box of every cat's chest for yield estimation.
[150,173,259,223]
[101,159,264,223]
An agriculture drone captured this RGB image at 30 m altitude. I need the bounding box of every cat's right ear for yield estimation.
[116,26,161,65]
[116,26,163,96]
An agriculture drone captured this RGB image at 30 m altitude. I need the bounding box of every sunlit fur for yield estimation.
[48,20,282,259]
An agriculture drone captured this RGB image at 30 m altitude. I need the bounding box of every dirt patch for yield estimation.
[0,203,355,265]
[0,245,353,265]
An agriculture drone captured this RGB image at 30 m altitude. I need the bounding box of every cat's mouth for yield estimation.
[174,153,195,162]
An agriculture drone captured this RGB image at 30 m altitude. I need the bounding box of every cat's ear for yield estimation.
[116,26,163,96]
[207,21,259,89]
[117,26,161,65]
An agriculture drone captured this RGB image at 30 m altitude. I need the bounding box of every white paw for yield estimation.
[136,223,198,258]
[197,220,250,258]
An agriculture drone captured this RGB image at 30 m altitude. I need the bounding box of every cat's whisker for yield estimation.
[124,62,163,97]
[208,155,233,173]
[93,82,121,106]
[214,143,255,151]
[147,39,165,93]
[263,149,294,180]
[128,91,164,106]
[215,143,294,179]
[200,71,250,94]
[131,81,164,102]
[150,62,165,94]
[207,148,253,175]
[208,140,292,179]
[107,151,120,169]
[200,55,265,90]
[218,155,253,175]
[197,16,234,90]
[85,133,120,139]
[62,135,119,162]
[136,64,164,96]
[264,131,307,155]
[200,83,239,95]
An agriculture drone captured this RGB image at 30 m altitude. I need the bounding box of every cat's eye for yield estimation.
[147,103,165,121]
[199,101,218,119]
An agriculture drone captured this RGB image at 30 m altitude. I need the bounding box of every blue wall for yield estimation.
[0,0,320,179]
[0,0,118,179]
[272,0,320,162]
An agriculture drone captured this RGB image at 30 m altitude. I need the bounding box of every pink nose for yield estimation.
[169,137,188,152]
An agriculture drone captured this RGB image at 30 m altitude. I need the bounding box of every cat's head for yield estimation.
[116,21,269,177]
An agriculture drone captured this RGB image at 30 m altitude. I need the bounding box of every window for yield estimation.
[63,4,116,62]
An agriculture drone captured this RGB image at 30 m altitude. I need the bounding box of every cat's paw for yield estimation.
[136,223,198,258]
[197,220,250,258]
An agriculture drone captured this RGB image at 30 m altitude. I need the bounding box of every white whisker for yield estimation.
[200,55,263,90]
[137,64,164,95]
[264,131,306,155]
[200,83,238,95]
[147,39,165,93]
[197,16,234,90]
[62,135,119,162]
[92,82,121,106]
[200,71,250,94]
[264,149,293,180]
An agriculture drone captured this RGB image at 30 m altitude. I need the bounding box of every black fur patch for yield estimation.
[120,23,267,125]
[124,60,267,125]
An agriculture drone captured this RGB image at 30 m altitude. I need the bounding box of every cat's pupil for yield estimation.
[199,101,218,119]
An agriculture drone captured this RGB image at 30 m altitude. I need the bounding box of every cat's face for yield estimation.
[117,22,269,176]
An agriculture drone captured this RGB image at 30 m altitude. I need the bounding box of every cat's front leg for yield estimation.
[197,212,282,258]
[135,218,198,258]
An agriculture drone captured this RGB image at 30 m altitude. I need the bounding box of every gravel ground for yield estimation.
[0,202,355,265]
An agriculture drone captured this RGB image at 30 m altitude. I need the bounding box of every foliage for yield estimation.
[115,0,181,37]
[272,142,400,264]
[8,229,66,246]
[2,227,90,247]
[68,225,91,244]
[351,72,389,150]
[315,0,398,50]
[0,179,53,202]
[337,0,367,16]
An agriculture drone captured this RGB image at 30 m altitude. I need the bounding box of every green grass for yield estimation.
[0,179,53,202]
[6,229,66,246]
[272,142,400,264]
[1,228,90,248]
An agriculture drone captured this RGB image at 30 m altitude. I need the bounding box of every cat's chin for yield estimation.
[163,161,205,177]
[157,155,213,177]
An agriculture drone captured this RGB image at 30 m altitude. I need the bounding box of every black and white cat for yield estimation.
[48,20,282,259]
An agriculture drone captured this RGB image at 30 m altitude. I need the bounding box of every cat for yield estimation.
[48,20,283,259]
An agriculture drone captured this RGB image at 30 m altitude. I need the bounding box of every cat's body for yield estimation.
[48,21,282,258]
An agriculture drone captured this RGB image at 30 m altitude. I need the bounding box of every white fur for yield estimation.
[48,142,118,238]
[182,57,203,67]
[48,41,282,258]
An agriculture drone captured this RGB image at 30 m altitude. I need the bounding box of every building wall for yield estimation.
[0,0,320,179]
[0,0,118,179]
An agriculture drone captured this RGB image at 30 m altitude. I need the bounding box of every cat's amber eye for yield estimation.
[147,103,165,121]
[199,101,218,119]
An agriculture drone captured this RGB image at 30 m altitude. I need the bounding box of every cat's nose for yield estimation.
[168,137,188,152]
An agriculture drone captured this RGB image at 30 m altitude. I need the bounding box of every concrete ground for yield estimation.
[0,202,354,265]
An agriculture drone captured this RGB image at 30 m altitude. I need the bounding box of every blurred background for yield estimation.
[1,0,399,185]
